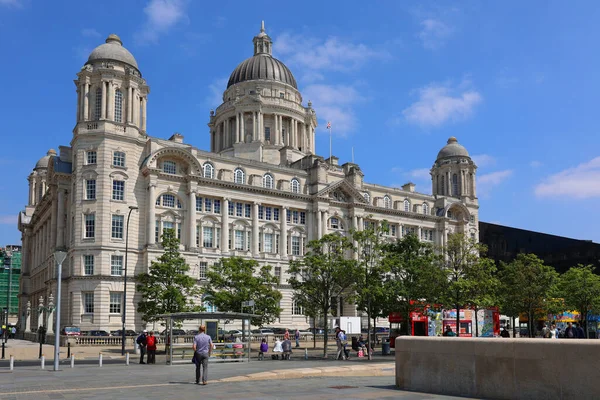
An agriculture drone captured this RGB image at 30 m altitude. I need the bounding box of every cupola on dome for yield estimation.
[227,22,297,89]
[86,34,139,69]
[436,137,470,160]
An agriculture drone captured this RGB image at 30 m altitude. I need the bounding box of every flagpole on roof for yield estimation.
[327,121,332,165]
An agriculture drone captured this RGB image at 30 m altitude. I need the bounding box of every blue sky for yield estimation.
[1,0,599,245]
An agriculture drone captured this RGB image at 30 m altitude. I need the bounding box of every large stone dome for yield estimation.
[436,137,470,160]
[86,34,139,69]
[227,55,297,89]
[35,149,56,170]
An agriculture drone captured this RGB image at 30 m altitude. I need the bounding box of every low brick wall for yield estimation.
[395,336,600,400]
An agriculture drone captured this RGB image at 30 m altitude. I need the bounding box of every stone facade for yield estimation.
[17,24,479,333]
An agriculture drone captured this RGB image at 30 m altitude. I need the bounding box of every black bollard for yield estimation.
[1,342,5,359]
[39,341,43,359]
[67,342,71,358]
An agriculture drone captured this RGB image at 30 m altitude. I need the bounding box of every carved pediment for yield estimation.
[315,179,368,204]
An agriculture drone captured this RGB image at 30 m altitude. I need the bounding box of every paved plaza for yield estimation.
[0,358,475,400]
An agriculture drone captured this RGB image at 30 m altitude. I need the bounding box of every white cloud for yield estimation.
[478,169,513,198]
[402,81,482,128]
[0,215,17,225]
[205,77,228,109]
[275,33,390,73]
[405,168,431,181]
[534,157,600,199]
[81,28,101,38]
[418,18,453,50]
[471,154,496,168]
[135,0,187,45]
[530,160,543,168]
[0,0,22,7]
[390,167,432,193]
[302,84,365,135]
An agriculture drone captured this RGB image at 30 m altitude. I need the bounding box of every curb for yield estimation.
[216,362,395,382]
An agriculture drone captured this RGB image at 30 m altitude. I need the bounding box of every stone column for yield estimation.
[252,112,257,141]
[302,123,307,151]
[101,81,107,120]
[235,113,240,143]
[127,87,133,123]
[316,210,322,239]
[198,221,203,248]
[224,119,229,148]
[57,189,65,248]
[447,171,451,196]
[188,189,196,249]
[24,301,31,333]
[142,97,147,132]
[321,210,328,236]
[252,202,259,256]
[352,214,359,260]
[47,307,54,335]
[240,112,245,142]
[77,84,82,122]
[258,112,263,141]
[358,216,364,231]
[148,184,156,245]
[280,207,287,258]
[274,114,279,144]
[107,82,114,121]
[418,226,422,241]
[83,83,90,121]
[221,198,230,252]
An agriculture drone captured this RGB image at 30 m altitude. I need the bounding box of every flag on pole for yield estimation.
[326,121,331,129]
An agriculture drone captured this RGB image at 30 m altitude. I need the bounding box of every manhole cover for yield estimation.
[329,385,359,390]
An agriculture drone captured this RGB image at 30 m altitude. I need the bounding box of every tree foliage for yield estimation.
[288,234,360,357]
[498,253,559,337]
[204,257,282,326]
[383,233,446,335]
[557,264,600,338]
[136,228,201,324]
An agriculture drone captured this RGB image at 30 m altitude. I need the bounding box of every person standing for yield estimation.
[294,329,300,348]
[10,327,16,339]
[443,325,457,337]
[136,330,148,364]
[284,329,290,340]
[192,325,212,385]
[146,331,157,364]
[564,322,575,338]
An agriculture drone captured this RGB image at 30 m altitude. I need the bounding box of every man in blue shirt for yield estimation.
[192,326,212,385]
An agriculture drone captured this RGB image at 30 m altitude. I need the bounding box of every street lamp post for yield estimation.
[122,206,138,356]
[53,250,67,371]
[3,248,13,353]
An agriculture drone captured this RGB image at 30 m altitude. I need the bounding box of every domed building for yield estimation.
[17,24,479,334]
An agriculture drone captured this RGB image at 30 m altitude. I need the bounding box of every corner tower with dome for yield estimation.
[17,24,479,334]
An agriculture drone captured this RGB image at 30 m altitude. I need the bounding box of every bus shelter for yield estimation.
[155,311,260,365]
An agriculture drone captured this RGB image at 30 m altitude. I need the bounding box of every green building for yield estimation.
[0,246,21,323]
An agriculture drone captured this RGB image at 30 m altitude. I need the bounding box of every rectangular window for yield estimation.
[84,214,95,238]
[293,301,303,315]
[196,196,203,212]
[112,180,124,201]
[235,230,244,250]
[292,210,299,224]
[265,207,272,220]
[214,199,221,214]
[245,204,251,218]
[155,220,159,243]
[292,236,300,256]
[85,179,96,200]
[109,292,122,314]
[274,266,281,283]
[264,233,273,253]
[111,215,124,239]
[228,201,235,216]
[264,127,271,141]
[274,208,280,221]
[470,215,475,224]
[111,255,123,276]
[177,223,181,239]
[163,221,173,235]
[83,292,94,314]
[391,225,397,237]
[162,194,175,208]
[236,202,243,217]
[86,151,97,165]
[83,255,94,275]
[300,212,306,225]
[258,205,264,219]
[275,234,280,253]
[286,209,291,223]
[204,198,212,213]
[163,160,176,174]
[203,227,213,248]
[196,225,200,247]
[199,262,207,280]
[429,230,434,241]
[113,151,125,167]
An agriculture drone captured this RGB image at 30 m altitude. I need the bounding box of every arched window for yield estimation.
[383,195,392,209]
[329,217,343,230]
[234,168,245,184]
[403,199,410,212]
[203,162,214,179]
[263,173,274,189]
[94,87,102,120]
[114,89,123,123]
[363,192,370,204]
[422,203,429,215]
[290,178,300,193]
[452,174,459,196]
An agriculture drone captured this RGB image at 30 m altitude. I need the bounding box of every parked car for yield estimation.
[160,329,186,336]
[266,327,288,335]
[226,329,244,337]
[89,330,110,336]
[110,329,137,337]
[251,328,274,336]
[298,329,314,336]
[61,326,81,336]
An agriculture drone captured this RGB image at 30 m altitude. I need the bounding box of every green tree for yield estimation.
[136,228,201,324]
[383,233,446,335]
[441,233,489,336]
[462,255,499,336]
[558,264,600,338]
[288,234,360,357]
[204,257,282,327]
[498,253,559,337]
[352,219,390,360]
[497,261,523,337]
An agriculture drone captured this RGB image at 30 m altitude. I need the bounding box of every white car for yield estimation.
[251,328,274,336]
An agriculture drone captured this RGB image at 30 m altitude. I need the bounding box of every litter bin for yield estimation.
[381,338,391,355]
